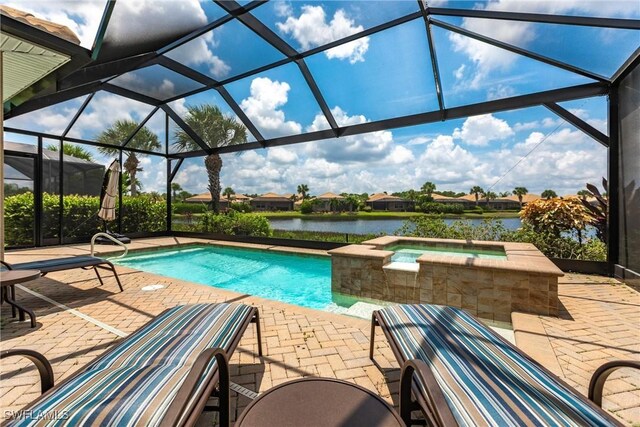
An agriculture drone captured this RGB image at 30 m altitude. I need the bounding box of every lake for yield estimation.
[268,217,523,235]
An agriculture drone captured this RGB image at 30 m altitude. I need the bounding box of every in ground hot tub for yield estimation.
[388,243,507,263]
[328,236,563,322]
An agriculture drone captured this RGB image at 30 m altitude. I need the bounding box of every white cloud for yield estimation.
[165,31,230,79]
[267,147,298,164]
[306,107,394,162]
[273,1,293,17]
[452,114,514,146]
[277,5,369,63]
[407,136,430,146]
[240,77,302,138]
[67,94,154,139]
[449,0,637,90]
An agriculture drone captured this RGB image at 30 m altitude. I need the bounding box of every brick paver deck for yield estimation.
[1,238,638,425]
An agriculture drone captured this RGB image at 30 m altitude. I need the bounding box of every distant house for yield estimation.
[366,193,414,211]
[185,192,252,209]
[313,192,345,212]
[452,193,540,210]
[250,193,294,211]
[432,193,467,207]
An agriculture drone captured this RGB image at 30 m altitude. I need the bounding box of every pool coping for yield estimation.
[334,236,563,277]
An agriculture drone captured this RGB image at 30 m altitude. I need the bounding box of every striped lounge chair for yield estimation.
[1,303,263,427]
[370,304,638,427]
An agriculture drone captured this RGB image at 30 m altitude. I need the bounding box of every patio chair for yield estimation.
[2,303,263,427]
[370,304,639,426]
[0,255,123,292]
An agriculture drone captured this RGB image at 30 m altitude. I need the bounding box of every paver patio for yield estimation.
[1,237,638,425]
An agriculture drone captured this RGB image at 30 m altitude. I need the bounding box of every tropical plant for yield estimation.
[47,142,94,161]
[499,191,511,197]
[173,104,247,214]
[420,181,436,198]
[483,191,497,206]
[512,186,528,208]
[520,197,592,242]
[300,200,314,214]
[541,189,557,199]
[470,186,484,206]
[297,184,310,200]
[223,186,235,202]
[96,119,160,196]
[577,189,591,197]
[121,172,143,195]
[580,178,608,243]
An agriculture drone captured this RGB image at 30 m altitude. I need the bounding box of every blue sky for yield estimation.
[4,0,639,196]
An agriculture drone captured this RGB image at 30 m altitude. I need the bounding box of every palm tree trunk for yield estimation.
[205,153,222,214]
[124,153,139,197]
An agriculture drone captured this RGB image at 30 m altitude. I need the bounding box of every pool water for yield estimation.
[388,244,507,263]
[112,245,380,315]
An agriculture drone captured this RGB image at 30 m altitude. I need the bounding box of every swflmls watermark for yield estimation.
[5,410,69,420]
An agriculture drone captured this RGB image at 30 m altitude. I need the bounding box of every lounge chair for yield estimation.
[1,255,123,291]
[2,303,263,427]
[370,304,639,426]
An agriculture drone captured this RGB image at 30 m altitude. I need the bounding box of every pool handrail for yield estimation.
[91,232,128,259]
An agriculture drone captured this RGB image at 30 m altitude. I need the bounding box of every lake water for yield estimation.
[268,217,523,235]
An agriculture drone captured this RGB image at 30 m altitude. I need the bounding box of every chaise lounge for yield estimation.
[1,255,123,292]
[1,303,263,427]
[370,304,639,426]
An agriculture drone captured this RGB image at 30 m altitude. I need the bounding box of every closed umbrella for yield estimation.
[97,160,130,244]
[98,160,119,222]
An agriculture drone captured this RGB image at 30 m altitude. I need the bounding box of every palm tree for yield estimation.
[470,186,484,206]
[47,142,94,161]
[121,172,143,195]
[173,105,247,213]
[420,181,436,198]
[512,186,529,208]
[541,189,557,199]
[97,119,160,196]
[171,183,183,200]
[483,191,497,208]
[223,186,235,202]
[297,184,309,200]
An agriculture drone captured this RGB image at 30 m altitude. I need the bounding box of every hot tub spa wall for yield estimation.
[329,238,563,322]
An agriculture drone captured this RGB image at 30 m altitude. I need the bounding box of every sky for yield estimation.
[4,0,639,197]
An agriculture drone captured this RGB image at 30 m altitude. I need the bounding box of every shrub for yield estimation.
[197,211,271,237]
[299,200,314,214]
[521,197,591,237]
[4,192,167,246]
[362,206,372,213]
[173,202,207,214]
[419,202,464,214]
[396,216,606,261]
[121,195,167,233]
[229,202,253,213]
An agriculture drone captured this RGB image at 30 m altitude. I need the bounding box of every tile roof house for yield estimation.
[313,192,345,212]
[249,193,294,211]
[366,193,414,212]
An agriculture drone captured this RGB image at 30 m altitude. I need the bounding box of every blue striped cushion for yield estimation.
[379,304,615,427]
[9,303,254,427]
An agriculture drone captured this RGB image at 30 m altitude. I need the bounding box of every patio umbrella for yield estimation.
[96,160,131,244]
[98,160,120,223]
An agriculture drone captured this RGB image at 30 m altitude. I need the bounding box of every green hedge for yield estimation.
[177,211,271,237]
[418,202,464,214]
[4,192,167,246]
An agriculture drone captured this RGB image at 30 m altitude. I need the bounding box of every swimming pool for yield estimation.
[112,245,383,316]
[388,244,508,263]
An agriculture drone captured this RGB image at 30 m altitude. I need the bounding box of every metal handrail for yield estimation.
[91,233,128,259]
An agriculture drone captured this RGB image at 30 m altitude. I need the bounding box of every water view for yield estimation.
[268,217,523,235]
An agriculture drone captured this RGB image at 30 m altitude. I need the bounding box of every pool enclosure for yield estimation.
[1,1,639,283]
